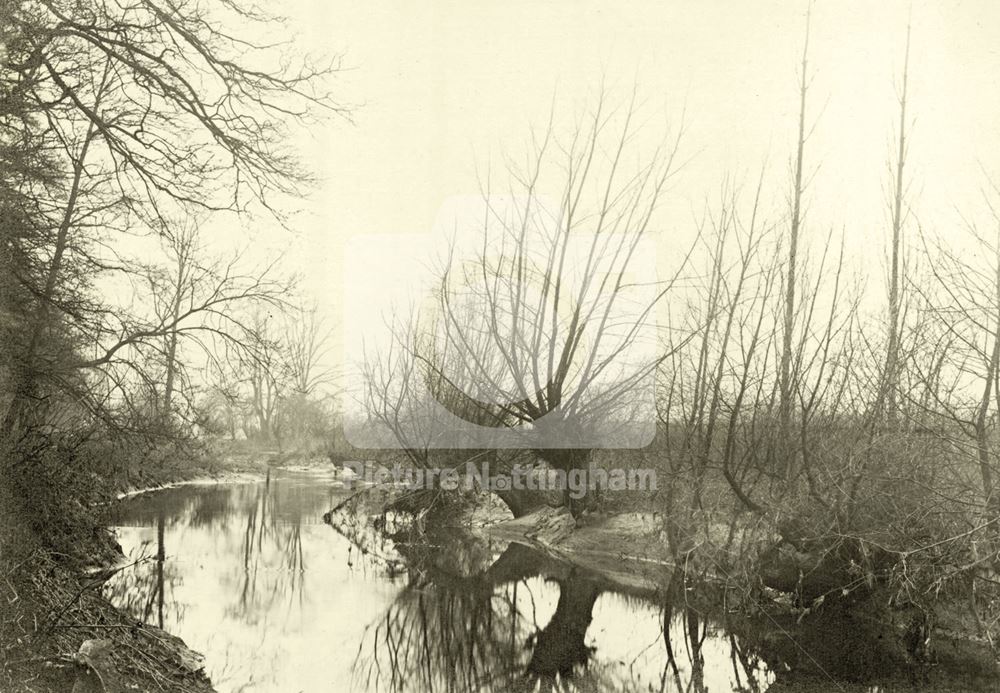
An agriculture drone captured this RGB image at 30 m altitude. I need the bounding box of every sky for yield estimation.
[251,0,1000,378]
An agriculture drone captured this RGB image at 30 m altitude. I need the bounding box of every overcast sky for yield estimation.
[261,0,1000,367]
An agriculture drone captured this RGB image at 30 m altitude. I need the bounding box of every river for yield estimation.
[103,468,979,692]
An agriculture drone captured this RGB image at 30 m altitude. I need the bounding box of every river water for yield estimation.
[103,468,980,693]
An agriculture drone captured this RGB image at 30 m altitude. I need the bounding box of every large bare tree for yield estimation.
[363,92,689,513]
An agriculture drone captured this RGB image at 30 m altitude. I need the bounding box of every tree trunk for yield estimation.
[882,20,911,428]
[162,247,188,421]
[779,6,811,479]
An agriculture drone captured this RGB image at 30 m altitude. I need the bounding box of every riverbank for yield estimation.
[1,445,335,693]
[0,470,213,693]
[486,505,1000,690]
[329,481,1000,691]
[111,441,335,498]
[0,548,214,693]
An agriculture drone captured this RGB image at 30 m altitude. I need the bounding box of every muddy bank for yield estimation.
[0,548,214,693]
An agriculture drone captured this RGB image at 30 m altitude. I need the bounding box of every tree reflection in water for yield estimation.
[106,476,317,632]
[103,508,182,630]
[235,474,307,620]
[659,587,765,693]
[343,522,771,693]
[105,474,772,692]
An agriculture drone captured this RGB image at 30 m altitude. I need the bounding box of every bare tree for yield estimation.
[362,92,689,514]
[242,312,288,444]
[779,5,814,477]
[1,0,344,437]
[156,220,199,421]
[285,303,337,398]
[659,175,779,522]
[916,189,1000,531]
[130,219,295,435]
[879,19,913,427]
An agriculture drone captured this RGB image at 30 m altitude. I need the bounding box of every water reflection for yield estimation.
[106,509,177,629]
[106,470,403,691]
[106,471,940,692]
[344,521,771,693]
